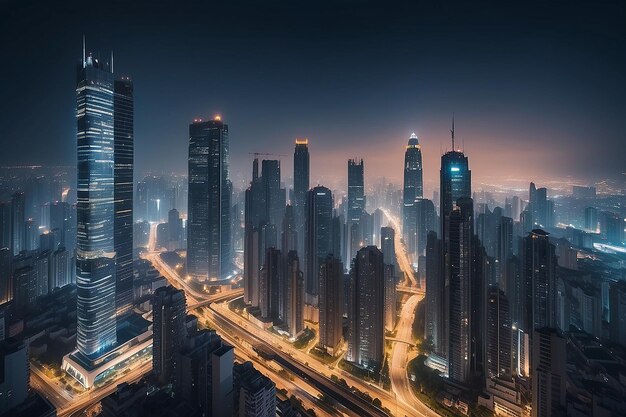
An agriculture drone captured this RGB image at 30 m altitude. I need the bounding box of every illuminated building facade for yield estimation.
[187,117,232,281]
[305,186,333,298]
[402,133,423,257]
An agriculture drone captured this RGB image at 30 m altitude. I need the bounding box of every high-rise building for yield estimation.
[485,287,512,380]
[424,231,443,355]
[445,197,474,384]
[402,133,423,257]
[496,216,513,290]
[600,211,624,245]
[0,248,11,303]
[187,117,231,281]
[281,205,297,254]
[284,250,304,338]
[234,361,276,417]
[152,286,187,389]
[347,246,385,369]
[415,198,436,257]
[347,159,365,223]
[12,266,36,317]
[259,248,281,321]
[440,138,471,242]
[531,327,566,417]
[293,139,309,254]
[529,183,550,228]
[11,192,25,256]
[381,227,396,331]
[50,247,72,289]
[609,281,626,346]
[318,255,344,355]
[305,186,333,298]
[75,50,118,357]
[523,229,556,333]
[584,206,598,232]
[0,338,29,414]
[262,160,286,237]
[113,75,134,317]
[0,203,11,251]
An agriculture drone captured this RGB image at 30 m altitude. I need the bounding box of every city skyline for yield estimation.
[1,2,625,417]
[2,1,626,187]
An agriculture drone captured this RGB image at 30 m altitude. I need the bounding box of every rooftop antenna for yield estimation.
[451,115,455,151]
[82,35,86,68]
[110,50,114,73]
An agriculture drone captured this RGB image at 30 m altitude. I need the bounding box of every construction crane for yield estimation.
[248,152,287,158]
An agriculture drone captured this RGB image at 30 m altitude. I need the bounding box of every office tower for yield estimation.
[75,50,118,357]
[347,246,385,369]
[0,338,29,414]
[415,198,436,257]
[211,345,234,417]
[523,229,556,333]
[177,329,232,415]
[600,211,624,244]
[168,208,182,249]
[531,328,566,417]
[284,251,304,338]
[609,281,626,346]
[259,248,281,321]
[529,183,549,227]
[11,192,25,256]
[485,287,512,380]
[381,227,396,330]
[49,201,70,248]
[293,139,309,254]
[113,75,134,317]
[446,198,474,384]
[440,130,471,242]
[347,159,365,223]
[187,117,231,281]
[262,160,286,236]
[584,206,598,231]
[34,251,49,296]
[234,362,276,417]
[318,255,344,355]
[152,286,187,389]
[12,266,36,317]
[244,159,264,306]
[305,186,333,297]
[402,133,423,257]
[0,249,11,303]
[424,231,444,354]
[50,247,72,289]
[496,216,513,290]
[25,219,38,251]
[281,205,297,254]
[0,203,10,251]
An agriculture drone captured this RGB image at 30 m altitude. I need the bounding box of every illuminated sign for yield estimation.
[451,167,460,172]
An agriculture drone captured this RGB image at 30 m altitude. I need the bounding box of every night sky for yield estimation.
[2,0,625,190]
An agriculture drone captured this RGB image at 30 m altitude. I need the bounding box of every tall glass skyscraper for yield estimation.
[305,186,333,297]
[75,52,118,357]
[402,133,423,257]
[187,117,232,281]
[113,76,134,317]
[347,159,365,223]
[293,139,309,254]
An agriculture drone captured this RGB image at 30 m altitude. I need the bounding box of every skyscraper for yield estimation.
[284,250,304,338]
[424,231,443,355]
[259,247,281,321]
[347,246,385,369]
[11,192,25,256]
[293,139,310,254]
[485,286,512,380]
[262,160,286,237]
[305,186,333,298]
[113,74,134,317]
[531,327,566,417]
[75,49,118,357]
[381,227,396,331]
[347,159,365,223]
[187,117,232,281]
[415,198,436,257]
[445,197,474,384]
[318,255,344,355]
[152,286,187,389]
[402,133,423,257]
[440,131,471,242]
[523,229,556,333]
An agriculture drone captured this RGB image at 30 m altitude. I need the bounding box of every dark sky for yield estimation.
[2,0,625,190]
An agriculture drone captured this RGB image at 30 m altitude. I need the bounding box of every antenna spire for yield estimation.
[451,115,455,151]
[82,35,86,68]
[110,50,114,73]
